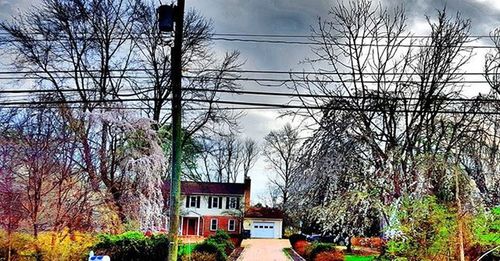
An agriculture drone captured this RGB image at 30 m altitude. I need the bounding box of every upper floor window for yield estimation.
[227,197,239,209]
[186,195,200,208]
[210,196,221,208]
[211,197,219,208]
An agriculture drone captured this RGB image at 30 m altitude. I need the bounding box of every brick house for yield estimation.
[165,178,251,237]
[164,177,284,238]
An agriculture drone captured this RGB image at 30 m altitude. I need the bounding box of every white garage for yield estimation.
[251,221,276,238]
[244,207,284,239]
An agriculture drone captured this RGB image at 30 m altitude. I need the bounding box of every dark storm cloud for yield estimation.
[186,0,500,72]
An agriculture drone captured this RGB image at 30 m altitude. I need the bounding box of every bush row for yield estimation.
[93,231,169,261]
[0,230,170,261]
[0,228,95,261]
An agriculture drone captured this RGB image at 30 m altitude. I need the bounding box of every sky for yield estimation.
[184,0,500,203]
[2,0,500,203]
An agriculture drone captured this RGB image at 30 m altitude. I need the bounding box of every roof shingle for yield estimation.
[164,181,246,196]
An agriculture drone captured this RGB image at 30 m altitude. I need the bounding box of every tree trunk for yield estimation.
[7,231,11,261]
[346,235,353,253]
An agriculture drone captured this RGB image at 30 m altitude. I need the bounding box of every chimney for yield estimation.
[243,177,251,210]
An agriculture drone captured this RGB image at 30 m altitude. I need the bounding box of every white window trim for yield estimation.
[228,219,236,231]
[212,197,219,208]
[210,218,218,231]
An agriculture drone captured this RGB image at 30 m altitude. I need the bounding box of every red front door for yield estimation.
[183,218,198,236]
[187,218,197,235]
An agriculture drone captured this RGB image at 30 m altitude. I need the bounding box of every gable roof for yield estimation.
[164,181,246,196]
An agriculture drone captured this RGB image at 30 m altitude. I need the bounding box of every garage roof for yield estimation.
[245,206,284,219]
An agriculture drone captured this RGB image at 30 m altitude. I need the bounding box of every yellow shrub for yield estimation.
[35,229,96,260]
[0,229,96,261]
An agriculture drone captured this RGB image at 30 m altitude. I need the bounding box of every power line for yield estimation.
[1,30,497,39]
[0,30,499,48]
[0,68,491,76]
[210,37,498,48]
[1,87,499,104]
[0,76,491,85]
[0,95,499,113]
[1,35,497,48]
[212,33,498,40]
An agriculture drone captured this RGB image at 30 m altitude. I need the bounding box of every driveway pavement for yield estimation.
[238,239,291,261]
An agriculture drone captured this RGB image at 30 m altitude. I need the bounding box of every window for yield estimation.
[228,220,236,231]
[186,196,200,208]
[212,197,219,208]
[228,197,238,209]
[190,196,197,207]
[210,219,218,231]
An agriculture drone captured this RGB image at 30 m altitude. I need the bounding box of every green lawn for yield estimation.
[345,255,376,261]
[178,243,197,256]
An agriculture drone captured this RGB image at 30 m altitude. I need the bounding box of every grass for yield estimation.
[345,255,376,261]
[178,243,197,256]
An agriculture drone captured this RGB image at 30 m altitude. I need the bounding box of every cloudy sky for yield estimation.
[186,0,500,202]
[2,0,500,202]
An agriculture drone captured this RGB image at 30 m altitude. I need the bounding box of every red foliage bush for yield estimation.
[351,237,385,248]
[292,240,310,256]
[314,251,344,261]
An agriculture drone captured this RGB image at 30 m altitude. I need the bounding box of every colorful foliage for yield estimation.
[0,229,95,261]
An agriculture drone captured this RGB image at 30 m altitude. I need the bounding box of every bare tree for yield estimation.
[131,2,243,149]
[262,123,301,226]
[288,1,488,252]
[187,133,259,183]
[0,0,244,225]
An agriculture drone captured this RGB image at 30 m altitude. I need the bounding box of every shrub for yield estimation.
[93,231,169,261]
[315,251,344,261]
[306,243,336,261]
[293,240,310,257]
[207,230,235,254]
[181,251,218,261]
[385,196,457,260]
[193,240,227,261]
[289,234,307,246]
[351,237,385,248]
[0,229,95,261]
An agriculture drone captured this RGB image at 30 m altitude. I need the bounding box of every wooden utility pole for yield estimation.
[454,167,465,261]
[167,0,185,260]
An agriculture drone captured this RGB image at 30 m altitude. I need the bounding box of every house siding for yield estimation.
[182,195,244,216]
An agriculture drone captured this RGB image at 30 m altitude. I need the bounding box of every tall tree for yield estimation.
[0,0,243,226]
[188,133,259,183]
[288,1,490,252]
[262,124,301,215]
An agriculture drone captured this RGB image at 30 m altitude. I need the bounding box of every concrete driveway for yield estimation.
[238,239,291,261]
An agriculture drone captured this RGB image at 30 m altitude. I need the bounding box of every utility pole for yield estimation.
[158,0,185,260]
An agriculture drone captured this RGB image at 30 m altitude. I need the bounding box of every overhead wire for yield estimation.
[0,30,499,48]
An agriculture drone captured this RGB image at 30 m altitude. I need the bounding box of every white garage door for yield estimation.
[251,222,275,238]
